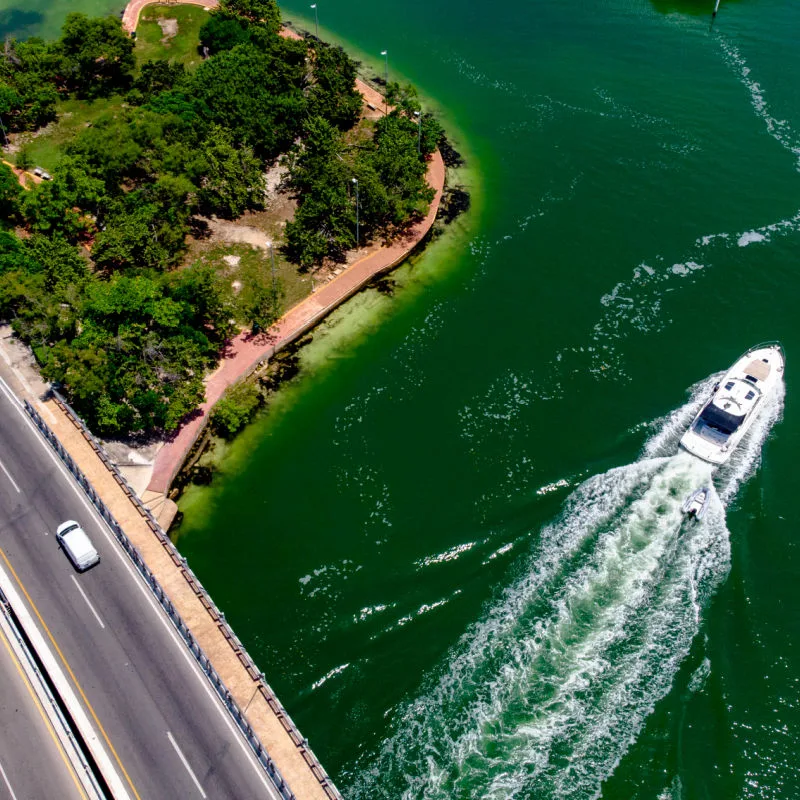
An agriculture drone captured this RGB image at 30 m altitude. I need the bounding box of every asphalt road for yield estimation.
[0,380,282,800]
[0,611,87,800]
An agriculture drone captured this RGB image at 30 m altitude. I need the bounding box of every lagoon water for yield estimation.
[5,0,800,796]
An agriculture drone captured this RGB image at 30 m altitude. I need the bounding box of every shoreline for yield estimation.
[133,0,451,500]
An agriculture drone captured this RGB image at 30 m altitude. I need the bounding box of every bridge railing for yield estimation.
[25,395,342,800]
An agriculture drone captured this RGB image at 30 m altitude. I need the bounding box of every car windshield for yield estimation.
[698,403,745,435]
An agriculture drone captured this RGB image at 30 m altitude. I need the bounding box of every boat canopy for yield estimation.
[698,403,745,435]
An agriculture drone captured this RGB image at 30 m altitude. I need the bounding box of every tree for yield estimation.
[129,60,187,105]
[370,113,434,224]
[219,0,281,34]
[198,13,252,55]
[191,42,307,158]
[24,234,89,292]
[243,279,282,332]
[197,125,265,218]
[211,382,261,436]
[308,42,362,131]
[21,157,105,240]
[168,263,235,344]
[0,164,22,222]
[66,113,144,188]
[92,182,192,272]
[58,13,135,98]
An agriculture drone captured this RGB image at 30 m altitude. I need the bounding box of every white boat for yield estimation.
[680,342,784,465]
[682,487,710,521]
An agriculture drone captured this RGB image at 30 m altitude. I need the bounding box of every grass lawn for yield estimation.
[11,96,124,173]
[135,4,209,70]
[190,243,313,325]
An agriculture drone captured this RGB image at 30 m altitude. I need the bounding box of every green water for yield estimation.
[8,0,800,796]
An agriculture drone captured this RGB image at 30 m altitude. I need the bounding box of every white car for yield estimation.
[56,521,100,572]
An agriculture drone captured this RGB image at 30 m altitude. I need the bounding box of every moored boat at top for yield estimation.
[680,342,784,465]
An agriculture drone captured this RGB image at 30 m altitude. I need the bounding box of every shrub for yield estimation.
[211,381,262,436]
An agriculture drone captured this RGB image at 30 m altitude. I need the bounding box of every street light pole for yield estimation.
[352,177,359,250]
[310,3,318,38]
[414,110,421,154]
[380,50,388,114]
[266,240,276,292]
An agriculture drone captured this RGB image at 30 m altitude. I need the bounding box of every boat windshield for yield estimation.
[698,404,745,435]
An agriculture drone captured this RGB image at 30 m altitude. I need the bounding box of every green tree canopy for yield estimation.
[308,42,362,131]
[191,42,307,158]
[58,13,135,98]
[219,0,281,34]
[197,125,266,218]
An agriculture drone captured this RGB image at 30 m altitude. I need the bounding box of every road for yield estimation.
[0,379,281,800]
[0,609,88,800]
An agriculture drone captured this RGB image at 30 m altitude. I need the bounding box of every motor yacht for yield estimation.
[679,343,784,465]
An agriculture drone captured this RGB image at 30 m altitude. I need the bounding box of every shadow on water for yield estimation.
[649,0,744,15]
[0,8,44,39]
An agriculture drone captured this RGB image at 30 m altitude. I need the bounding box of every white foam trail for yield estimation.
[717,35,800,171]
[351,374,783,800]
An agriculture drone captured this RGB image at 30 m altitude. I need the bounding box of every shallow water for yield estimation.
[7,0,800,796]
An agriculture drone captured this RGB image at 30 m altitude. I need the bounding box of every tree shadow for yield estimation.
[649,0,743,15]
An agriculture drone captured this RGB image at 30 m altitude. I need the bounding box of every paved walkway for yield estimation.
[147,149,444,493]
[122,0,216,33]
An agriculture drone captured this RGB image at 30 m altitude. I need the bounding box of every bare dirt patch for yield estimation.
[157,17,178,41]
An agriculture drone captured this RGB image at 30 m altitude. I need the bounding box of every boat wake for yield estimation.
[350,377,783,800]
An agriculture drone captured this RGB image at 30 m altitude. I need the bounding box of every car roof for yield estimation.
[61,526,96,559]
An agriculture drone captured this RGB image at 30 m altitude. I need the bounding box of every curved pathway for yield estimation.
[148,150,444,493]
[121,1,447,494]
[122,0,217,33]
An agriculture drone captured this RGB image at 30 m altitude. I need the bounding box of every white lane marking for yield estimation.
[70,576,105,630]
[166,732,207,799]
[0,378,281,799]
[0,457,20,494]
[0,758,20,800]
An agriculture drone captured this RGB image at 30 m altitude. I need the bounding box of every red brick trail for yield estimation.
[148,150,444,493]
[122,0,217,32]
[121,2,446,495]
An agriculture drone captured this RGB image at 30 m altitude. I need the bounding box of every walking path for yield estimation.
[125,0,447,496]
[147,150,444,493]
[122,0,216,33]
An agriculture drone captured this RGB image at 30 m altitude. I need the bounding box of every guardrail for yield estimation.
[0,588,106,799]
[25,395,342,800]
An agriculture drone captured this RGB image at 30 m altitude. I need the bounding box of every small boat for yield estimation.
[682,487,710,521]
[680,343,785,465]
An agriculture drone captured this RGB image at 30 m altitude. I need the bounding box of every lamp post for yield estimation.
[380,50,388,114]
[0,114,8,148]
[414,110,421,154]
[266,239,276,292]
[352,178,359,250]
[310,3,318,38]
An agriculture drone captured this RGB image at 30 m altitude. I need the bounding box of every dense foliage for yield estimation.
[0,1,441,435]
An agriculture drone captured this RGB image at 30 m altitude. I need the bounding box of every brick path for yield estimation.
[122,0,216,33]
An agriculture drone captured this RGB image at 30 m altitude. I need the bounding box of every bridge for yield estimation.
[0,370,340,800]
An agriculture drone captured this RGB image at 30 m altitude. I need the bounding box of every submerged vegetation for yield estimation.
[0,0,442,436]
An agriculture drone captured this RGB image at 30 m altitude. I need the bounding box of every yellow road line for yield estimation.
[0,619,89,799]
[0,547,143,800]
